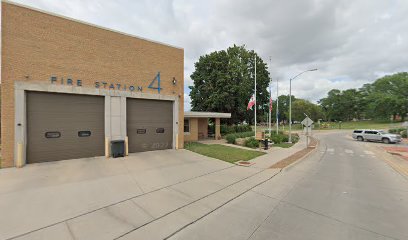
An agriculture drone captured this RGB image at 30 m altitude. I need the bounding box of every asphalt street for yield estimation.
[171,132,408,240]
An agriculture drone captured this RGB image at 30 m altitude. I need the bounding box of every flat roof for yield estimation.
[184,111,231,118]
[2,0,183,50]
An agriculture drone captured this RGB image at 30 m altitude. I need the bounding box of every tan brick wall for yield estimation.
[197,118,208,139]
[183,118,198,142]
[1,2,184,167]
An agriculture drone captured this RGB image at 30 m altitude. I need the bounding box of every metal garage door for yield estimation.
[26,92,105,163]
[127,98,173,152]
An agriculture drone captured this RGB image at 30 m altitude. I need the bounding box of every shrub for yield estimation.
[221,124,252,135]
[290,134,300,143]
[389,128,407,137]
[234,125,252,133]
[389,128,405,134]
[220,125,233,135]
[226,134,236,144]
[234,131,255,138]
[271,134,284,144]
[225,131,255,144]
[245,137,259,148]
[268,133,299,144]
[281,134,289,143]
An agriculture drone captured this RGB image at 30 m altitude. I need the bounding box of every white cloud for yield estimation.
[12,0,408,107]
[184,93,191,111]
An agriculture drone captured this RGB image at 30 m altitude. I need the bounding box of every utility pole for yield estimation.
[288,69,318,143]
[289,77,292,143]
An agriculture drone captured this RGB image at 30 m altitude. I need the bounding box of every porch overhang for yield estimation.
[184,111,231,119]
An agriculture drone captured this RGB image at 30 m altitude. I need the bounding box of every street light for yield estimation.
[288,68,318,143]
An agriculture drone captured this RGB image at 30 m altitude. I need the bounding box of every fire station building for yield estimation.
[1,1,184,167]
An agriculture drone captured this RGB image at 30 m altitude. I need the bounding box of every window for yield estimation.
[45,131,61,138]
[137,129,146,134]
[78,131,91,137]
[156,128,165,133]
[353,130,362,133]
[365,131,376,134]
[184,119,190,133]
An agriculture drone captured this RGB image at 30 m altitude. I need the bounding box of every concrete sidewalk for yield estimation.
[248,135,308,168]
[0,139,311,240]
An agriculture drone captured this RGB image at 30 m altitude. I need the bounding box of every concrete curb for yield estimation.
[366,144,408,180]
[280,137,320,172]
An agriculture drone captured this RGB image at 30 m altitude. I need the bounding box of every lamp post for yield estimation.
[288,68,318,143]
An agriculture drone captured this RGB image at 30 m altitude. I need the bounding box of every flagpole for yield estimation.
[269,79,272,136]
[254,56,257,137]
[268,56,272,136]
[276,78,279,134]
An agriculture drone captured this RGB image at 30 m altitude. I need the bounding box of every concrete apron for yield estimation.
[0,149,284,240]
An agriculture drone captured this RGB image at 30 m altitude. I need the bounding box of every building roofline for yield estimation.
[184,111,231,119]
[1,0,183,50]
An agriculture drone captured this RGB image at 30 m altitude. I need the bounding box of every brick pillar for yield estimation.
[215,118,221,140]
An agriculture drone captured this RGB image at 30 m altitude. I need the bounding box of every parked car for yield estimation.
[352,129,402,144]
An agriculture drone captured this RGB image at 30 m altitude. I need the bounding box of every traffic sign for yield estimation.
[301,117,314,127]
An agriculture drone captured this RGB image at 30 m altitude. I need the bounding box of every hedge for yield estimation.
[389,128,405,134]
[226,131,299,144]
[268,132,299,144]
[225,131,255,144]
[389,128,407,137]
[221,125,252,135]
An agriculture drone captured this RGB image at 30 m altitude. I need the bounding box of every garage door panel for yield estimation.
[27,92,105,163]
[127,99,173,153]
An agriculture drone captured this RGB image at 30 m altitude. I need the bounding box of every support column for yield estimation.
[14,88,26,167]
[105,96,127,158]
[215,118,221,140]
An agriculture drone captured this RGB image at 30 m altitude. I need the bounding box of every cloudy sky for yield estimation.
[11,0,408,110]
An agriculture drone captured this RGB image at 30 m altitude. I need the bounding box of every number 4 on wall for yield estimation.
[148,72,162,94]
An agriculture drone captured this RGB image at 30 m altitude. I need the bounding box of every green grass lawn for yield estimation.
[316,121,403,130]
[253,124,303,132]
[185,142,265,163]
[253,120,403,132]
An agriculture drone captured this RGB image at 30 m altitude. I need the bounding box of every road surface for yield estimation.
[170,131,408,240]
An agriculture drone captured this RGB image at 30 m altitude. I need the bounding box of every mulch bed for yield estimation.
[383,146,408,161]
[270,137,318,169]
[235,161,255,167]
[383,146,408,152]
[238,161,251,165]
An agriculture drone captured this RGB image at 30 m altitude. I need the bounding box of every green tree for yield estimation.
[189,45,270,124]
[319,89,366,121]
[366,73,408,121]
[291,99,324,122]
[319,72,408,121]
[319,89,343,121]
[271,95,296,123]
